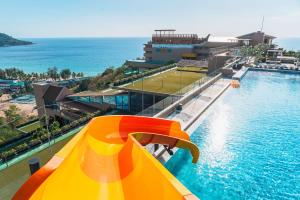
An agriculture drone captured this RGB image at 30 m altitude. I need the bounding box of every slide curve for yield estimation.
[13,115,200,200]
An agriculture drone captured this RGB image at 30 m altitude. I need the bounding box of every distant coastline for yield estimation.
[0,37,298,76]
[0,33,33,47]
[274,37,300,51]
[0,37,148,76]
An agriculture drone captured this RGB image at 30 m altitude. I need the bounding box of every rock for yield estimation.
[0,33,33,47]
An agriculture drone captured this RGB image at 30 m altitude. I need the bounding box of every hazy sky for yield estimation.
[1,0,300,38]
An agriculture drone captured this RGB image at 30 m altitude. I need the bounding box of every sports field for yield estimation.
[18,121,41,133]
[123,69,206,95]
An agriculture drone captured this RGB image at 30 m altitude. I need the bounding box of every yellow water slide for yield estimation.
[13,116,200,200]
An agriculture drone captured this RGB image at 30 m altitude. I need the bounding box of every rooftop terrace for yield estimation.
[121,68,206,95]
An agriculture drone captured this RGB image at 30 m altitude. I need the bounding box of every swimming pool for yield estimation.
[10,94,36,104]
[166,71,300,200]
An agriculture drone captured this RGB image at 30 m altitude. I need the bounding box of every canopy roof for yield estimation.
[68,89,125,97]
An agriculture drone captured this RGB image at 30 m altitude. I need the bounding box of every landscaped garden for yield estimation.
[0,108,112,164]
[18,121,41,133]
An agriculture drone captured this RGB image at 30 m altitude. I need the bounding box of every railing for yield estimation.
[113,64,177,87]
[137,70,220,117]
[152,34,198,39]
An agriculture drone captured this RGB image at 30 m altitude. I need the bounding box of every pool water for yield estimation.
[10,94,36,104]
[166,71,300,200]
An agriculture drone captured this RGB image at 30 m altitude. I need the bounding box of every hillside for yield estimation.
[0,33,33,47]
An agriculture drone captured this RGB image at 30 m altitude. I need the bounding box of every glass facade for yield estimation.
[69,95,129,111]
[69,96,104,104]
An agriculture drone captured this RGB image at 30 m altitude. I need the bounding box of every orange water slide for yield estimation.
[13,115,200,200]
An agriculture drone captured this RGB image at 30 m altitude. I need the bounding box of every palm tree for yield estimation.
[47,67,59,81]
[60,68,71,80]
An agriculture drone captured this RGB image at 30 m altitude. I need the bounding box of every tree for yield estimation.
[101,67,114,77]
[0,69,6,79]
[4,105,23,129]
[24,82,33,93]
[60,68,71,80]
[5,67,25,79]
[296,52,300,59]
[72,72,76,79]
[240,44,268,62]
[47,67,59,81]
[49,121,60,132]
[77,79,90,92]
[77,72,84,77]
[34,128,48,139]
[166,60,176,65]
[0,117,5,126]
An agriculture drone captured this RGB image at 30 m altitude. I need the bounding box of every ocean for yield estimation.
[274,37,300,51]
[0,37,298,76]
[0,38,148,76]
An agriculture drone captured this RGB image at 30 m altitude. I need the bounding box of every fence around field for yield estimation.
[137,70,221,117]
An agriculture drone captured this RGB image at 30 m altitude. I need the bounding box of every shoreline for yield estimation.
[0,94,37,118]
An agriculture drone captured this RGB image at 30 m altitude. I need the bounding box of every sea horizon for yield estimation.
[0,37,149,76]
[0,37,299,76]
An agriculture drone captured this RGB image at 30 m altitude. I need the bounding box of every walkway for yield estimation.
[171,78,230,131]
[156,78,231,162]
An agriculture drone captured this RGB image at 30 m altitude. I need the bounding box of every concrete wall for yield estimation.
[151,47,193,63]
[208,55,231,73]
[125,60,161,71]
[33,83,49,118]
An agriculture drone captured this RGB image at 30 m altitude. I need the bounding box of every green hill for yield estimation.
[0,33,33,47]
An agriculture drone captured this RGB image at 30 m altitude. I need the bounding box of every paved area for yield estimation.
[157,78,231,162]
[170,78,231,131]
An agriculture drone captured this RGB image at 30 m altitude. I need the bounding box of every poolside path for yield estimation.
[158,78,231,162]
[170,78,230,131]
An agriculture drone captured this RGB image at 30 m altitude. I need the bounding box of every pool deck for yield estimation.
[249,67,300,74]
[154,77,231,162]
[232,67,248,81]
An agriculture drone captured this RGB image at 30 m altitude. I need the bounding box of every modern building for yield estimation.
[237,31,276,46]
[125,29,239,72]
[33,82,127,123]
[0,79,25,92]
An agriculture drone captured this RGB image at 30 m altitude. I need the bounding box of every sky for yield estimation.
[1,0,300,38]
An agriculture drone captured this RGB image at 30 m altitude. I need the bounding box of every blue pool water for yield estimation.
[10,94,36,104]
[166,71,300,200]
[0,38,148,76]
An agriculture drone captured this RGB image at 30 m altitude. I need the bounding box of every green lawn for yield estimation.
[123,68,206,95]
[18,121,41,133]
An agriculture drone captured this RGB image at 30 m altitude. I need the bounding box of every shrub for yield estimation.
[1,148,17,159]
[51,128,62,137]
[29,138,42,147]
[40,134,49,142]
[70,121,78,128]
[15,143,29,152]
[61,124,71,132]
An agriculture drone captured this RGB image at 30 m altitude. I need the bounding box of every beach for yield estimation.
[0,94,37,118]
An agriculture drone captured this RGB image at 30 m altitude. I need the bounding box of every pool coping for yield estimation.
[154,78,232,162]
[249,67,300,74]
[160,66,300,164]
